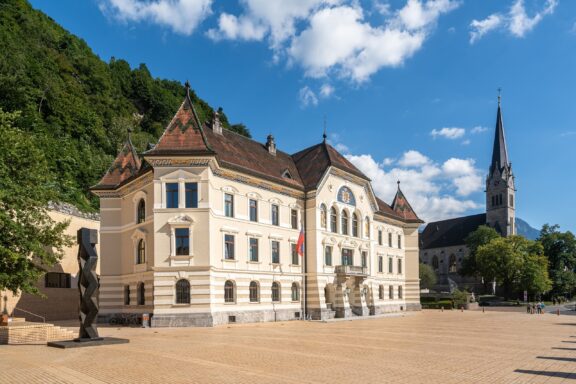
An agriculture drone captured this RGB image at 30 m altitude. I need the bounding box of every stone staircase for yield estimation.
[0,319,76,345]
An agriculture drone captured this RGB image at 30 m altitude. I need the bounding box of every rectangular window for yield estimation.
[175,228,189,255]
[325,246,333,266]
[166,183,179,208]
[388,257,393,273]
[249,199,258,222]
[224,193,234,217]
[378,256,383,273]
[45,272,71,288]
[224,234,235,260]
[291,243,299,265]
[398,234,402,249]
[510,194,514,207]
[271,204,279,226]
[291,209,298,229]
[388,232,392,247]
[124,285,130,305]
[361,251,367,268]
[378,230,382,245]
[249,238,259,262]
[398,259,403,274]
[342,249,353,266]
[398,286,403,299]
[271,241,280,264]
[389,286,393,299]
[185,182,198,208]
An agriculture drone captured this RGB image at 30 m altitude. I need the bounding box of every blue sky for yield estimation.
[30,0,575,232]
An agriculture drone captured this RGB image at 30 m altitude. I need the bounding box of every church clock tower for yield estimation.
[486,94,516,236]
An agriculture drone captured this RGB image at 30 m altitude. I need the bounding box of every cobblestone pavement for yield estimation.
[1,310,576,383]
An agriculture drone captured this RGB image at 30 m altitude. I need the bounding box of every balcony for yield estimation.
[335,265,367,277]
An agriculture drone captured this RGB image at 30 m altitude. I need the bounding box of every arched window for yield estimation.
[224,280,235,303]
[449,254,457,273]
[137,282,145,305]
[320,204,327,229]
[291,282,299,301]
[137,239,146,264]
[176,279,190,304]
[352,213,359,237]
[249,281,259,303]
[341,210,349,236]
[364,217,370,238]
[432,255,439,270]
[398,286,403,299]
[330,207,337,233]
[272,282,281,302]
[379,285,384,300]
[137,199,146,224]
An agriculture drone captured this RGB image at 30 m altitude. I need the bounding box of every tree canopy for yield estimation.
[460,225,500,278]
[419,263,437,289]
[538,224,576,297]
[0,109,72,294]
[0,0,250,212]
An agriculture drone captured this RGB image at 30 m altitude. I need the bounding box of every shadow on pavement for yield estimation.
[552,347,576,351]
[537,356,576,363]
[515,370,576,380]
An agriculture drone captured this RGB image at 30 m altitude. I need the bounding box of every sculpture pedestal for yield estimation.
[47,337,129,349]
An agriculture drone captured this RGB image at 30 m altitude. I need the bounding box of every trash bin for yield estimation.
[142,313,150,328]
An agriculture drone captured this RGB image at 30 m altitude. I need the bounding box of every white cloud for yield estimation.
[471,126,489,134]
[430,127,466,139]
[298,86,318,107]
[320,84,335,98]
[469,0,557,43]
[209,0,459,83]
[398,150,430,167]
[470,13,503,43]
[345,151,482,222]
[560,131,576,137]
[509,0,557,37]
[461,139,471,145]
[206,13,266,41]
[98,0,212,35]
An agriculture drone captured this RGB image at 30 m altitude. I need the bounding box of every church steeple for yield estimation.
[486,92,515,237]
[489,92,510,177]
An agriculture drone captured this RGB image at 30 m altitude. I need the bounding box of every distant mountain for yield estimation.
[516,218,540,240]
[0,0,249,211]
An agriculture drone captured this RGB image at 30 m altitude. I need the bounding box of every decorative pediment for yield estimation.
[168,214,194,225]
[160,169,200,181]
[131,228,147,240]
[339,239,357,248]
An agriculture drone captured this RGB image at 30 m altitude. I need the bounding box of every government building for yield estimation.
[419,96,516,292]
[91,85,423,327]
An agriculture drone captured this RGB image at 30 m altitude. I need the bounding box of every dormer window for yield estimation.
[282,169,293,179]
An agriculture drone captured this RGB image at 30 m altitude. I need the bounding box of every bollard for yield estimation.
[441,306,444,312]
[557,308,560,316]
[482,306,485,313]
[461,306,464,312]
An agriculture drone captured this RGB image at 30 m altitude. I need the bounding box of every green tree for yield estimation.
[476,235,551,299]
[419,263,437,289]
[460,225,500,278]
[538,224,576,297]
[0,109,72,294]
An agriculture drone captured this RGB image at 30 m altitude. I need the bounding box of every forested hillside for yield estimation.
[0,0,249,211]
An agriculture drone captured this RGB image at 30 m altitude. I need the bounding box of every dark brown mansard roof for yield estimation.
[93,85,420,223]
[419,213,486,249]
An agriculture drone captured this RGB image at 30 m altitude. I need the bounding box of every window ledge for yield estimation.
[270,263,282,266]
[247,261,262,264]
[289,264,301,267]
[172,304,191,308]
[170,255,193,260]
[224,302,236,305]
[222,258,238,263]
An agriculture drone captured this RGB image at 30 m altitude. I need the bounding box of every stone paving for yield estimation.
[1,309,575,383]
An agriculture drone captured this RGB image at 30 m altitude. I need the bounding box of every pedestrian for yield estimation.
[531,303,536,314]
[540,302,545,314]
[526,303,531,314]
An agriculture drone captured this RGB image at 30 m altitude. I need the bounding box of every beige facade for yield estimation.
[1,205,100,321]
[92,90,422,327]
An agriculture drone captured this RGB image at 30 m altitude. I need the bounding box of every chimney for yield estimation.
[212,111,223,135]
[266,134,276,155]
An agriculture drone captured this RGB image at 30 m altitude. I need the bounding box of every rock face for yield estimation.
[516,218,540,240]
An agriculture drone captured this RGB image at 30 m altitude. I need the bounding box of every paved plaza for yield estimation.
[1,310,576,383]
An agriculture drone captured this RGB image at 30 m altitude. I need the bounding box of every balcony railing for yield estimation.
[335,265,367,276]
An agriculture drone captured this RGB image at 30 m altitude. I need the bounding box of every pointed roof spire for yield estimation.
[93,135,141,189]
[490,89,510,175]
[145,80,213,156]
[391,181,421,222]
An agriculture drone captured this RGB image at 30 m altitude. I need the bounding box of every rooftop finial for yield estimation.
[497,87,502,106]
[323,114,327,142]
[397,180,401,189]
[185,80,191,97]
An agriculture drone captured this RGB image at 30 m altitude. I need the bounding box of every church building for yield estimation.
[419,95,516,291]
[91,84,423,327]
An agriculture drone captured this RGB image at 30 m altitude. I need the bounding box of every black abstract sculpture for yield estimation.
[76,228,101,341]
[48,227,129,348]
